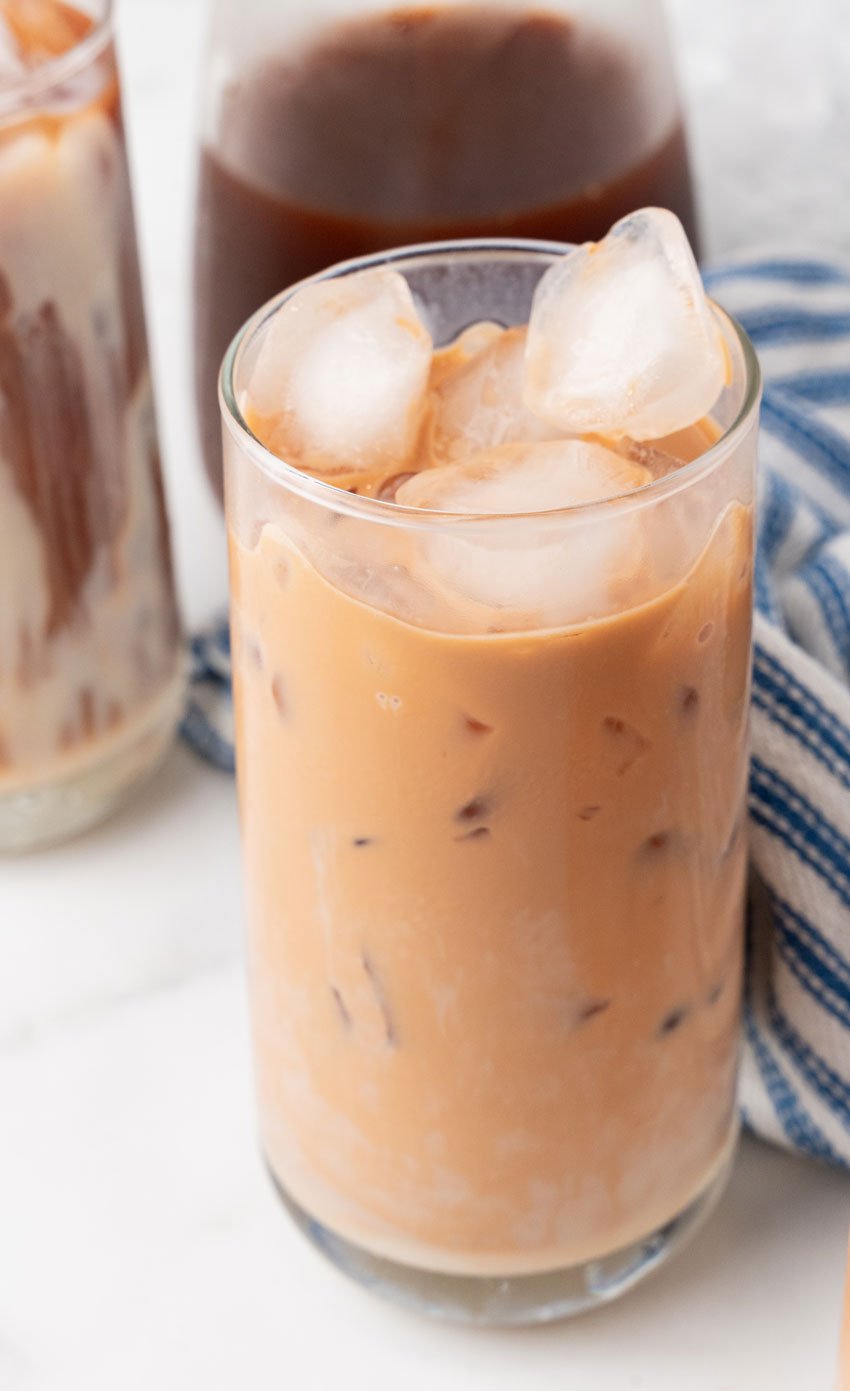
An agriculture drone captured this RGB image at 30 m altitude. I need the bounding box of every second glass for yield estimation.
[222,241,760,1324]
[196,0,699,500]
[0,0,183,850]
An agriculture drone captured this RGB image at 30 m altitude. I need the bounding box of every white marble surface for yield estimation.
[3,0,850,1386]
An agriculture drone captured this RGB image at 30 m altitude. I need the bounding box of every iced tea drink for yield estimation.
[222,221,760,1322]
[0,1,182,848]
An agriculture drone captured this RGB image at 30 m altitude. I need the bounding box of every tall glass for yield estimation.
[197,0,699,501]
[0,1,183,850]
[221,242,759,1324]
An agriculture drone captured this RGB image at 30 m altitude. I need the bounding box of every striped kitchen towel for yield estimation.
[706,256,850,1165]
[183,252,850,1167]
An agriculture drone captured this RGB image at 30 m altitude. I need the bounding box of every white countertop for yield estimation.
[3,0,850,1386]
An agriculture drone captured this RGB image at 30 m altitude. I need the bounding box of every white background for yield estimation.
[3,0,850,1387]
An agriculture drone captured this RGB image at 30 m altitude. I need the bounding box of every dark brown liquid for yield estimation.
[195,4,699,499]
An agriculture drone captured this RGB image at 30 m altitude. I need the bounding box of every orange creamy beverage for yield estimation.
[0,1,182,845]
[223,225,760,1303]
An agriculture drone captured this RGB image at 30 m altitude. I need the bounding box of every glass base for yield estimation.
[0,671,186,853]
[267,1140,736,1326]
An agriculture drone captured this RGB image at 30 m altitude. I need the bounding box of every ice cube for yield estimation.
[395,440,650,626]
[433,320,504,373]
[246,268,432,477]
[524,208,727,440]
[399,439,648,514]
[427,325,558,464]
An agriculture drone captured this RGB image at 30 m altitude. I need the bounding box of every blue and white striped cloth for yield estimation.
[183,253,850,1167]
[706,256,850,1166]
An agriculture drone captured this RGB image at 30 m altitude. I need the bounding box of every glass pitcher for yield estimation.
[194,0,699,501]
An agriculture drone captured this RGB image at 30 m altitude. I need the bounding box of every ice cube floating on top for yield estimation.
[427,324,558,463]
[524,207,727,441]
[397,441,649,514]
[395,443,650,622]
[247,267,432,477]
[244,207,726,509]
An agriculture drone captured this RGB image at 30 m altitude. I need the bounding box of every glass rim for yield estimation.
[0,0,113,117]
[219,238,762,532]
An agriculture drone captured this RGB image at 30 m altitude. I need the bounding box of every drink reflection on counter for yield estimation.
[0,0,183,851]
[195,0,700,501]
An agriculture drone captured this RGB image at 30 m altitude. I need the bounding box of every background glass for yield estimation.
[0,0,183,849]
